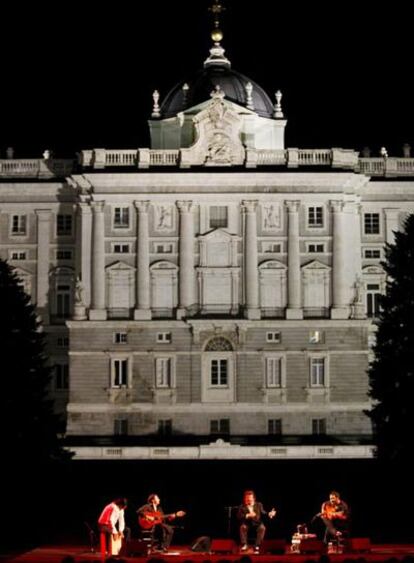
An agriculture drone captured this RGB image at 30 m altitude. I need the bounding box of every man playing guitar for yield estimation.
[320,490,350,544]
[137,493,185,553]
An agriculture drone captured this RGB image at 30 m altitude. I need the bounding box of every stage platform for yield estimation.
[4,543,414,563]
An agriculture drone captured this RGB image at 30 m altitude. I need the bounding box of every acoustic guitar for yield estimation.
[139,510,186,530]
[321,504,346,520]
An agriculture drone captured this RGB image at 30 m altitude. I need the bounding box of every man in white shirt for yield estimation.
[98,497,128,557]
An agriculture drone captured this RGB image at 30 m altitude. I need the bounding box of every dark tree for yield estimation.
[0,259,70,467]
[367,214,414,462]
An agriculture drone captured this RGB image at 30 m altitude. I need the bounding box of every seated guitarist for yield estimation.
[320,490,350,544]
[137,493,185,553]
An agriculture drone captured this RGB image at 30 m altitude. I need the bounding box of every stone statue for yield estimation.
[206,133,232,163]
[75,275,84,306]
[263,205,279,229]
[353,276,364,304]
[157,205,172,229]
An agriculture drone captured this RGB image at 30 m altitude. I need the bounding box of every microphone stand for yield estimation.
[224,506,238,537]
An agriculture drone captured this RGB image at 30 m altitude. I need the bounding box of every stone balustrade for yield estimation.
[0,158,74,178]
[3,150,414,177]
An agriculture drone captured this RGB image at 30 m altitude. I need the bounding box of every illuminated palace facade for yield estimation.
[1,19,414,460]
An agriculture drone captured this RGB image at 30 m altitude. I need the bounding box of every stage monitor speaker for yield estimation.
[262,539,287,554]
[191,536,212,553]
[211,538,237,554]
[299,538,325,554]
[348,537,371,552]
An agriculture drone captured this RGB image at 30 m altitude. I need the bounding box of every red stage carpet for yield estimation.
[4,543,414,562]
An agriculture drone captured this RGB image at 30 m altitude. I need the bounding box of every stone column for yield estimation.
[89,201,107,320]
[36,209,51,324]
[331,200,349,319]
[285,200,303,319]
[176,201,195,319]
[76,202,92,308]
[134,201,151,319]
[384,208,400,244]
[242,200,260,319]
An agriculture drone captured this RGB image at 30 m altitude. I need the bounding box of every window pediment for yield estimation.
[106,261,135,272]
[259,260,287,270]
[302,260,331,271]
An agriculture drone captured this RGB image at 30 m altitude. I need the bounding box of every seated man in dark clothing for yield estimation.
[237,490,277,553]
[137,493,185,553]
[320,490,350,544]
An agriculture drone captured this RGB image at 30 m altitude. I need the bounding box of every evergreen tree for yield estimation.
[367,214,414,462]
[0,259,70,467]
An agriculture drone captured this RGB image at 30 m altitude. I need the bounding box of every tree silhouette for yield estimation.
[0,258,70,467]
[367,214,414,462]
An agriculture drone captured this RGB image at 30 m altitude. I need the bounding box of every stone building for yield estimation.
[1,6,413,459]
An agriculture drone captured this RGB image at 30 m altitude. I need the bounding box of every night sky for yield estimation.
[1,0,413,158]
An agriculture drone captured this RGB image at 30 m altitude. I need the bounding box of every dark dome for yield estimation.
[160,65,275,119]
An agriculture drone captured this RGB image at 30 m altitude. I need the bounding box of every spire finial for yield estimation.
[273,90,284,118]
[152,90,161,118]
[204,0,230,68]
[209,0,225,44]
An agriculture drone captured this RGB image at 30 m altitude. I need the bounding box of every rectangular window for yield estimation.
[11,215,27,235]
[367,284,381,317]
[266,331,281,343]
[308,207,323,228]
[10,250,27,260]
[56,284,71,318]
[114,418,128,435]
[310,357,326,386]
[158,419,172,436]
[113,359,129,387]
[113,243,130,254]
[210,418,230,435]
[155,357,172,388]
[308,243,325,253]
[262,242,282,253]
[210,359,228,386]
[268,418,282,435]
[209,206,228,228]
[155,243,174,254]
[114,332,128,344]
[56,249,73,260]
[265,357,282,387]
[57,336,69,347]
[364,213,380,234]
[364,248,381,259]
[312,418,327,435]
[57,214,73,236]
[55,364,69,390]
[156,332,172,343]
[114,207,130,228]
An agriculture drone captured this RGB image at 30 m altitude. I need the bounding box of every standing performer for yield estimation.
[98,497,128,557]
[237,490,276,553]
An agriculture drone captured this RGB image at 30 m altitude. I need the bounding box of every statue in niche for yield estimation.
[74,275,85,306]
[263,204,279,229]
[206,133,232,164]
[157,205,172,229]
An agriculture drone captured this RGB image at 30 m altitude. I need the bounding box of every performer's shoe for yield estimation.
[161,547,169,553]
[254,546,260,553]
[241,545,248,552]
